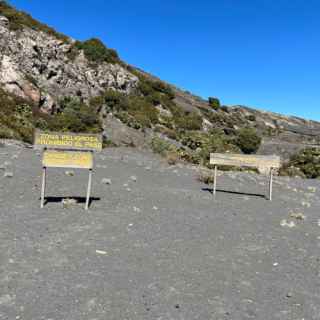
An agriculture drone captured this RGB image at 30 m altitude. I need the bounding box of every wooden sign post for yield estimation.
[34,130,103,210]
[210,153,281,201]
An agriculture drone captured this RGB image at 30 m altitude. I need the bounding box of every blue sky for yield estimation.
[10,0,320,120]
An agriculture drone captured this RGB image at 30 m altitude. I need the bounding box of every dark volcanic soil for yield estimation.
[1,143,320,320]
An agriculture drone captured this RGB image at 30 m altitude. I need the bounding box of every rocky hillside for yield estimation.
[0,1,320,166]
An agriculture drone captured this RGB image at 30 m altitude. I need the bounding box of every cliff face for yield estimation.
[0,4,320,160]
[0,14,138,113]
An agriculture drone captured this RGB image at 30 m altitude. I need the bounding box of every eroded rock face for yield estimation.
[0,16,138,113]
[0,55,41,103]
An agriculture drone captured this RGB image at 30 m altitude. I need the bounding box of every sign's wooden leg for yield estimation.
[213,165,217,198]
[269,168,273,201]
[85,169,93,210]
[40,166,46,208]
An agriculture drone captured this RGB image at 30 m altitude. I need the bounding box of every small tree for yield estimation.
[236,127,261,154]
[208,97,221,110]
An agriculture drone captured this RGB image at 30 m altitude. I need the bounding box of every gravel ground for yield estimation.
[1,144,320,320]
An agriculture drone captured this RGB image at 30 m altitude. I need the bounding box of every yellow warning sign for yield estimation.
[34,130,103,152]
[42,150,93,169]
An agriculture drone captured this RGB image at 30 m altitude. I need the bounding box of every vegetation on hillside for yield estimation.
[69,38,121,65]
[0,88,34,142]
[280,148,320,178]
[44,97,102,133]
[236,127,262,154]
[0,88,102,143]
[0,1,68,41]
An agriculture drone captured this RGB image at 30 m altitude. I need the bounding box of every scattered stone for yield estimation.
[308,186,317,193]
[4,171,13,178]
[130,175,137,182]
[153,206,158,211]
[101,178,112,185]
[290,212,306,221]
[280,219,296,228]
[301,201,311,208]
[286,292,293,298]
[133,206,141,213]
[96,250,107,255]
[11,154,18,160]
[4,161,11,167]
[65,171,75,177]
[273,262,279,267]
[126,188,132,192]
[61,198,77,208]
[145,166,151,171]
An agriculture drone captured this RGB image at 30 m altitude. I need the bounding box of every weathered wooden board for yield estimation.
[210,153,281,170]
[42,150,93,169]
[210,153,280,200]
[34,130,103,152]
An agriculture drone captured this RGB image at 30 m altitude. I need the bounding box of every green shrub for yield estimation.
[0,88,35,142]
[180,130,239,165]
[89,95,105,112]
[73,38,120,64]
[46,97,102,133]
[150,80,175,99]
[280,148,320,179]
[208,97,221,110]
[103,90,159,129]
[236,127,261,154]
[150,137,172,155]
[0,1,68,41]
[174,112,203,131]
[104,90,127,110]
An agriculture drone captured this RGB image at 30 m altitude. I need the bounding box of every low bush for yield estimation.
[0,88,35,142]
[150,137,172,155]
[236,127,261,154]
[103,90,159,129]
[180,130,239,166]
[280,148,320,179]
[44,97,102,133]
[72,38,120,64]
[174,112,203,131]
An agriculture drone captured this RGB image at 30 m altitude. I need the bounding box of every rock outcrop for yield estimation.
[0,16,138,113]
